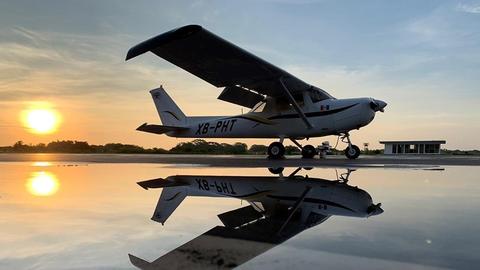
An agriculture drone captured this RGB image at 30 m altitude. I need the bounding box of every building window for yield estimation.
[398,144,404,154]
[405,144,411,153]
[408,144,418,153]
[425,144,437,154]
[392,144,397,154]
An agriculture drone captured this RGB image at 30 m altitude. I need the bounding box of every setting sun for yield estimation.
[22,107,61,134]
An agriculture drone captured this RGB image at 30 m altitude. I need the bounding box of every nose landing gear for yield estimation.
[341,132,360,159]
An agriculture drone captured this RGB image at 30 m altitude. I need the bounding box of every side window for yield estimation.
[310,90,323,103]
[251,101,266,112]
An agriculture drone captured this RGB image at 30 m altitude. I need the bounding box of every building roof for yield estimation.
[379,140,446,144]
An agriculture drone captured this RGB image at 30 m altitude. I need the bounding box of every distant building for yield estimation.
[379,140,446,155]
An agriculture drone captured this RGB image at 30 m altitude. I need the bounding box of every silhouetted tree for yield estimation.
[249,144,268,154]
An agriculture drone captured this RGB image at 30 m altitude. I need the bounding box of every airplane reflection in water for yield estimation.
[130,168,383,270]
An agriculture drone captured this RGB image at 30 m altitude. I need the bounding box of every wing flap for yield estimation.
[217,205,264,228]
[218,86,265,108]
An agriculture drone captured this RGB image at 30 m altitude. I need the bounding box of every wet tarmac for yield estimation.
[0,153,479,167]
[1,160,479,270]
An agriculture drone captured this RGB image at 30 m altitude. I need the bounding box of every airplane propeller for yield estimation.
[367,203,384,216]
[370,99,387,112]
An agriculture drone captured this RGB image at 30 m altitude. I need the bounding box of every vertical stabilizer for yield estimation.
[151,186,187,224]
[150,86,187,126]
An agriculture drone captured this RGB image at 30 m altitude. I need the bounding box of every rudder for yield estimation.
[150,86,187,126]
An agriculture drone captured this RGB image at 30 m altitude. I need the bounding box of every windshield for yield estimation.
[309,87,334,102]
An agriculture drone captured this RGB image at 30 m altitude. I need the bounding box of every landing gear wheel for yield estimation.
[268,142,285,159]
[268,167,284,174]
[344,145,360,159]
[302,145,317,159]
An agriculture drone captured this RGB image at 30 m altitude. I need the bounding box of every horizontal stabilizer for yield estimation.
[137,178,188,190]
[128,253,151,269]
[136,123,188,135]
[218,205,264,228]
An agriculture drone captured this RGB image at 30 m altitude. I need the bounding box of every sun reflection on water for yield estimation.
[32,161,52,167]
[26,171,59,196]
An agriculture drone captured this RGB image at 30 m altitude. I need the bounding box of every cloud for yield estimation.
[456,3,480,14]
[0,26,205,103]
[402,3,480,49]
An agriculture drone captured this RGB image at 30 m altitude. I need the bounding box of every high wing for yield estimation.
[129,205,328,270]
[126,25,333,108]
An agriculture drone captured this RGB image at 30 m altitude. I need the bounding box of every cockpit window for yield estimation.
[309,87,334,103]
[309,89,324,103]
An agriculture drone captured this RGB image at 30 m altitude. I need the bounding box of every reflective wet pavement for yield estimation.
[1,159,479,269]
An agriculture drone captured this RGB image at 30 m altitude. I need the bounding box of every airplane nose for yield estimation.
[370,99,387,112]
[367,203,384,216]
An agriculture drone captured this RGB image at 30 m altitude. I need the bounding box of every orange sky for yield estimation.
[1,1,479,150]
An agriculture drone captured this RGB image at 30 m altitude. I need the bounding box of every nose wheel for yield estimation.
[341,132,360,159]
[345,145,360,159]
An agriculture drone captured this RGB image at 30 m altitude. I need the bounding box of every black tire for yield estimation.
[267,142,285,159]
[344,145,360,159]
[268,167,285,174]
[302,144,317,159]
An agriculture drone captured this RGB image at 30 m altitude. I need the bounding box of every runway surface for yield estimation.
[1,153,479,167]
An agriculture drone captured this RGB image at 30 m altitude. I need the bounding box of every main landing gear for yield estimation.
[267,141,285,159]
[267,138,318,159]
[341,132,360,159]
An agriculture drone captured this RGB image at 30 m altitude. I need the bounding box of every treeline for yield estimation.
[170,140,300,155]
[442,149,480,156]
[0,139,300,155]
[0,140,168,154]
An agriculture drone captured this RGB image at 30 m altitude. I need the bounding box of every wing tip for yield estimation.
[125,24,203,61]
[128,253,151,269]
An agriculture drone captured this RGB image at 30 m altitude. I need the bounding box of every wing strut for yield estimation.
[278,78,313,129]
[276,185,312,235]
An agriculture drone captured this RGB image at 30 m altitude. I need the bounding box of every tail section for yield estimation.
[137,177,189,225]
[150,86,187,126]
[152,186,187,225]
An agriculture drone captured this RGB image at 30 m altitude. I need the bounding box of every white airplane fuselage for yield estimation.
[165,97,378,139]
[166,174,378,218]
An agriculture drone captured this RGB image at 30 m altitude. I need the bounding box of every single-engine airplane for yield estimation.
[129,167,383,269]
[126,25,387,159]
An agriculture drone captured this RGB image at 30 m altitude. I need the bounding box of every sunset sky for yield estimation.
[0,0,479,150]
